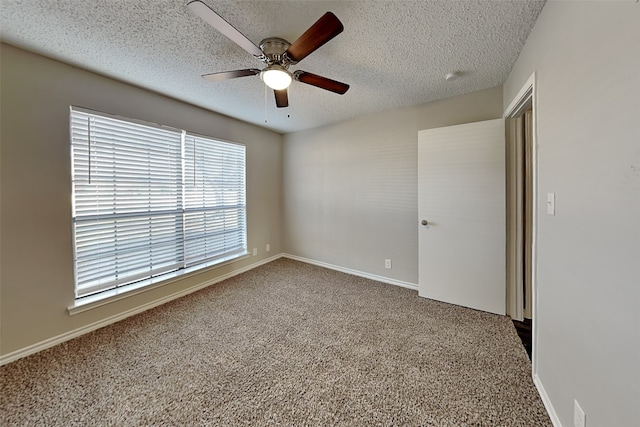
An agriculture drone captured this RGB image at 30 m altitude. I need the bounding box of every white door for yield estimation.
[418,119,505,315]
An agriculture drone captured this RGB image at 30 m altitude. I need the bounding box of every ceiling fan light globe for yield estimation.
[260,66,292,90]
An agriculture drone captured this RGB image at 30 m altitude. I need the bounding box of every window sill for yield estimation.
[68,251,250,315]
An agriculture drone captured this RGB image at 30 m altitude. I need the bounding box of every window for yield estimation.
[70,107,246,300]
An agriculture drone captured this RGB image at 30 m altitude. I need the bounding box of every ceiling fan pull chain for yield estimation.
[264,83,268,123]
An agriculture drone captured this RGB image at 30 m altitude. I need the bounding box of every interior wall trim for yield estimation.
[2,253,414,366]
[534,374,563,427]
[504,71,550,424]
[504,72,535,118]
[0,254,284,367]
[283,254,418,291]
[504,71,540,376]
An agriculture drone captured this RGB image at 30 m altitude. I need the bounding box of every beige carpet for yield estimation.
[0,258,551,426]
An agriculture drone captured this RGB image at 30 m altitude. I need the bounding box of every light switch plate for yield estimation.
[547,192,555,215]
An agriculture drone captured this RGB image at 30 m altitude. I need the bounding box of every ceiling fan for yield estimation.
[187,0,350,108]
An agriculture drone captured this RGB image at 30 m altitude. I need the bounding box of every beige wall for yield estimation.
[7,4,639,422]
[0,44,283,358]
[283,87,503,284]
[504,2,640,426]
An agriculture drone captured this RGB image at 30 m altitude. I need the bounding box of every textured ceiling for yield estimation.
[0,0,545,133]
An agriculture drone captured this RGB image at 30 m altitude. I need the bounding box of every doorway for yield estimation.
[505,74,537,361]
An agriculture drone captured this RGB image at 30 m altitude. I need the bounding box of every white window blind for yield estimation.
[184,134,247,267]
[70,107,246,299]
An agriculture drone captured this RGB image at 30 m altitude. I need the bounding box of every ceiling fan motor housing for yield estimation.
[259,37,292,66]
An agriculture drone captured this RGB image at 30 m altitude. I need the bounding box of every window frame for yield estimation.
[69,106,248,305]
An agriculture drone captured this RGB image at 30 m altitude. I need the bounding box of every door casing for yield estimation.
[504,72,538,374]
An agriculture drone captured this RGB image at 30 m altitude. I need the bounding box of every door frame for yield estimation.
[504,72,538,373]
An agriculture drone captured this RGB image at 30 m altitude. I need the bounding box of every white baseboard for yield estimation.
[3,252,556,427]
[2,253,414,366]
[282,253,418,291]
[534,373,563,427]
[0,254,284,366]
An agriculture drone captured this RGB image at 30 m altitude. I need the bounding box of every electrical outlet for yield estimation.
[574,399,586,427]
[253,248,257,256]
[266,243,270,252]
[385,259,392,269]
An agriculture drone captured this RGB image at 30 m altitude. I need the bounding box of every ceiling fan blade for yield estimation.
[285,12,344,63]
[294,71,350,95]
[274,89,288,108]
[187,1,264,59]
[202,69,260,82]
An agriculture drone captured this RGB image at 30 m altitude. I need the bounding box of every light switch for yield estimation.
[547,193,555,215]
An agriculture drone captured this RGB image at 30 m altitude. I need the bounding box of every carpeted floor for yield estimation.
[0,258,551,426]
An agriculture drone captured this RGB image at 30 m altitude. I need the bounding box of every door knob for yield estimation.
[421,219,428,226]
